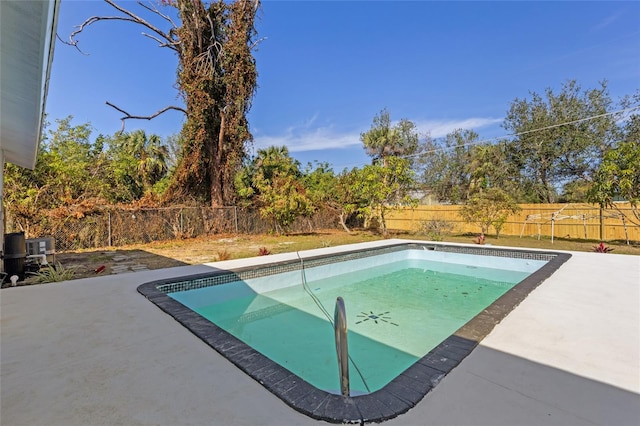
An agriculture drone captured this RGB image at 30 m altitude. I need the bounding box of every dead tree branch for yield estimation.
[137,1,179,29]
[250,36,267,51]
[62,0,179,53]
[106,101,187,133]
[142,32,176,48]
[103,0,177,45]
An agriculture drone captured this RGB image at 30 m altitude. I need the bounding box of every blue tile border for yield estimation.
[137,243,571,423]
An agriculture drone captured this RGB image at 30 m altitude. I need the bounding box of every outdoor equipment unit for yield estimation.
[4,232,26,281]
[26,237,56,264]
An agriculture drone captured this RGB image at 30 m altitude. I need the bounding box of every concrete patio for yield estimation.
[1,241,639,425]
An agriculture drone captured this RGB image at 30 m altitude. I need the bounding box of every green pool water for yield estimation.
[169,259,529,394]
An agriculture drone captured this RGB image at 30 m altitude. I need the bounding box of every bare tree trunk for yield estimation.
[210,112,226,207]
[65,0,259,207]
[380,209,388,236]
[338,212,351,233]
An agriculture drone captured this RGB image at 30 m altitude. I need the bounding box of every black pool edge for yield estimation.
[137,243,572,424]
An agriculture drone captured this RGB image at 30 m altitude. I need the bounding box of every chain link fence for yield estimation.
[12,207,339,252]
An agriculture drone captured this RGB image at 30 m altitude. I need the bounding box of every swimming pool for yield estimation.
[139,241,571,423]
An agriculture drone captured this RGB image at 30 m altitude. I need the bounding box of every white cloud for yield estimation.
[592,12,622,31]
[254,126,361,153]
[413,117,503,138]
[253,116,502,153]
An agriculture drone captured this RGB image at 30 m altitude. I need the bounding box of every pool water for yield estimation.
[169,259,530,394]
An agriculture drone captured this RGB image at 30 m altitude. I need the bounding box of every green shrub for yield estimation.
[31,262,75,284]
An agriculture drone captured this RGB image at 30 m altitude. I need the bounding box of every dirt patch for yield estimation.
[5,230,382,286]
[55,249,188,277]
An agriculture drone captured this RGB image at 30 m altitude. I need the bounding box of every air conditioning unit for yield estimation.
[26,237,55,264]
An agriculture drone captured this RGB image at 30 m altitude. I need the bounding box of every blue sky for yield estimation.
[46,1,640,170]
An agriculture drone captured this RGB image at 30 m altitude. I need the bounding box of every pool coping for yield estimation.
[137,242,571,424]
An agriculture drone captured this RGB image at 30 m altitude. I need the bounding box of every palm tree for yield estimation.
[138,134,169,191]
[360,109,419,166]
[121,130,170,193]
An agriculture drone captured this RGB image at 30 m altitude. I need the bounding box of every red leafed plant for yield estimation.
[258,247,271,256]
[593,242,614,253]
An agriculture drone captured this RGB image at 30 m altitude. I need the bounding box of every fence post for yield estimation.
[234,206,239,233]
[180,209,184,235]
[108,211,112,247]
[599,207,604,241]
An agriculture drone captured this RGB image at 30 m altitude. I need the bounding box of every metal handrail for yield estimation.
[334,296,350,397]
[297,253,367,395]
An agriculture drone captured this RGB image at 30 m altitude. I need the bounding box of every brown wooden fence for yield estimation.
[386,203,640,242]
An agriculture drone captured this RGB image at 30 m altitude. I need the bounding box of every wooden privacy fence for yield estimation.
[386,203,640,243]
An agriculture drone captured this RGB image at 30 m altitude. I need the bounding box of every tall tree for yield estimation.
[360,108,419,166]
[302,163,363,233]
[67,0,259,207]
[587,113,640,225]
[467,141,521,198]
[419,129,480,204]
[359,109,420,233]
[352,157,417,235]
[105,130,170,200]
[502,80,617,203]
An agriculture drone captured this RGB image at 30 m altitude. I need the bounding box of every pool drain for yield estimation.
[355,311,398,326]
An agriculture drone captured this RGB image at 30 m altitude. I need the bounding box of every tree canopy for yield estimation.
[3,117,171,229]
[68,0,260,207]
[351,157,417,234]
[418,80,637,206]
[8,74,640,238]
[419,129,480,204]
[587,113,640,224]
[235,146,314,233]
[167,0,259,206]
[360,108,420,166]
[460,188,521,238]
[502,80,617,203]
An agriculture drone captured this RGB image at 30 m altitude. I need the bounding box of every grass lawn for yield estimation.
[129,228,640,263]
[432,232,640,255]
